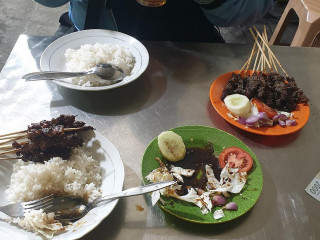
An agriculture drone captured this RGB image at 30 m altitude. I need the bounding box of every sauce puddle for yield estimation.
[166,144,222,195]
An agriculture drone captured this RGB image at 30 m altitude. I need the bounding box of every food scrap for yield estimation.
[135,205,144,211]
[146,132,252,220]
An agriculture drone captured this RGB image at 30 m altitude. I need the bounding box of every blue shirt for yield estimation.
[34,0,274,41]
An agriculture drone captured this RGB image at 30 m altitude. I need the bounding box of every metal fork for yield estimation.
[0,195,54,218]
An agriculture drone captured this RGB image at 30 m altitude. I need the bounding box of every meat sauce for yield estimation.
[167,144,222,196]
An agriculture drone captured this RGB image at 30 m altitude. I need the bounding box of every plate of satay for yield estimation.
[141,126,263,224]
[209,27,310,136]
[0,115,124,240]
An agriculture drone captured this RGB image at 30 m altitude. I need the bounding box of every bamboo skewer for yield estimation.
[252,26,289,77]
[0,144,15,150]
[0,135,26,145]
[252,42,261,73]
[246,42,258,72]
[0,133,27,141]
[262,26,276,73]
[0,127,88,146]
[239,26,289,78]
[0,126,92,160]
[0,157,21,161]
[0,149,19,155]
[240,40,258,73]
[0,127,88,139]
[249,28,272,70]
[0,130,26,138]
[239,58,250,73]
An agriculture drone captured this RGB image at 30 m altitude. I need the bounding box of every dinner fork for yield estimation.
[0,194,54,218]
[0,181,176,220]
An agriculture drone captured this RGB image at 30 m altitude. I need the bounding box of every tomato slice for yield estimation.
[219,146,253,172]
[252,98,277,119]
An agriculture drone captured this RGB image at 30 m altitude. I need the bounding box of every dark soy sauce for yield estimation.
[167,144,222,195]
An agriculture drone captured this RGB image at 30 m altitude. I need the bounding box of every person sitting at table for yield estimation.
[33,0,275,42]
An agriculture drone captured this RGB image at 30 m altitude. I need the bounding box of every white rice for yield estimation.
[5,147,102,238]
[65,42,135,87]
[6,147,102,203]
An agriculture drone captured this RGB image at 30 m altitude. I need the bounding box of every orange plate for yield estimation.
[209,70,310,136]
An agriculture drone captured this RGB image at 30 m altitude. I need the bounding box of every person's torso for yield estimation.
[109,0,223,42]
[70,0,224,42]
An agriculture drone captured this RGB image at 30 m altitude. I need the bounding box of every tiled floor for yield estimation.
[0,1,295,70]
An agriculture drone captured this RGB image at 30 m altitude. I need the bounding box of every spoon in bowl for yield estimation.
[44,180,175,221]
[22,63,125,83]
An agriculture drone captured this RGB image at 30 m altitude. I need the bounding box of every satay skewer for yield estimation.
[239,58,250,73]
[0,149,19,155]
[0,157,21,161]
[0,130,26,138]
[253,26,289,77]
[262,26,277,73]
[249,28,272,71]
[0,127,90,143]
[240,40,258,73]
[0,144,16,150]
[252,41,261,73]
[0,133,27,141]
[0,135,26,146]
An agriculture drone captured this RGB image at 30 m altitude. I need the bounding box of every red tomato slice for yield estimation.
[219,146,253,172]
[252,98,277,119]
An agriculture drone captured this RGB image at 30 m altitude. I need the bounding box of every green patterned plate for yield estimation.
[141,126,263,224]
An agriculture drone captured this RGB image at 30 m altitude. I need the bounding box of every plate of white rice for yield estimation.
[0,131,124,239]
[40,29,149,91]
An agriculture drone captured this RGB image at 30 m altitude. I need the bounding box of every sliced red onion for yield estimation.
[257,112,269,120]
[272,115,279,123]
[257,112,273,126]
[212,195,226,206]
[245,115,259,127]
[225,202,238,210]
[278,119,286,127]
[260,119,274,127]
[238,117,247,125]
[286,119,297,126]
[278,114,288,121]
[278,111,291,118]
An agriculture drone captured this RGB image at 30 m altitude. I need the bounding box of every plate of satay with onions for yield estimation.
[0,115,124,240]
[210,27,310,136]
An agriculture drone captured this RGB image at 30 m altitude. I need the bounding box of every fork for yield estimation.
[0,181,176,220]
[0,194,54,218]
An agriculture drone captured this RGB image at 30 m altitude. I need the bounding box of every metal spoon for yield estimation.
[22,63,125,83]
[45,181,175,221]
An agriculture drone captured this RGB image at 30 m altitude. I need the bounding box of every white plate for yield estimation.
[40,29,149,91]
[0,131,125,240]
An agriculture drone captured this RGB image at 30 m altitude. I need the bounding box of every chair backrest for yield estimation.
[302,0,320,22]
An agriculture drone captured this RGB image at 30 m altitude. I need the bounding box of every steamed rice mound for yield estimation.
[65,42,135,87]
[6,147,102,203]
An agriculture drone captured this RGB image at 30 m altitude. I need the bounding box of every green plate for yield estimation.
[141,125,263,224]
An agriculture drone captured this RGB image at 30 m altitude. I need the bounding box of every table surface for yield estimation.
[0,35,319,240]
